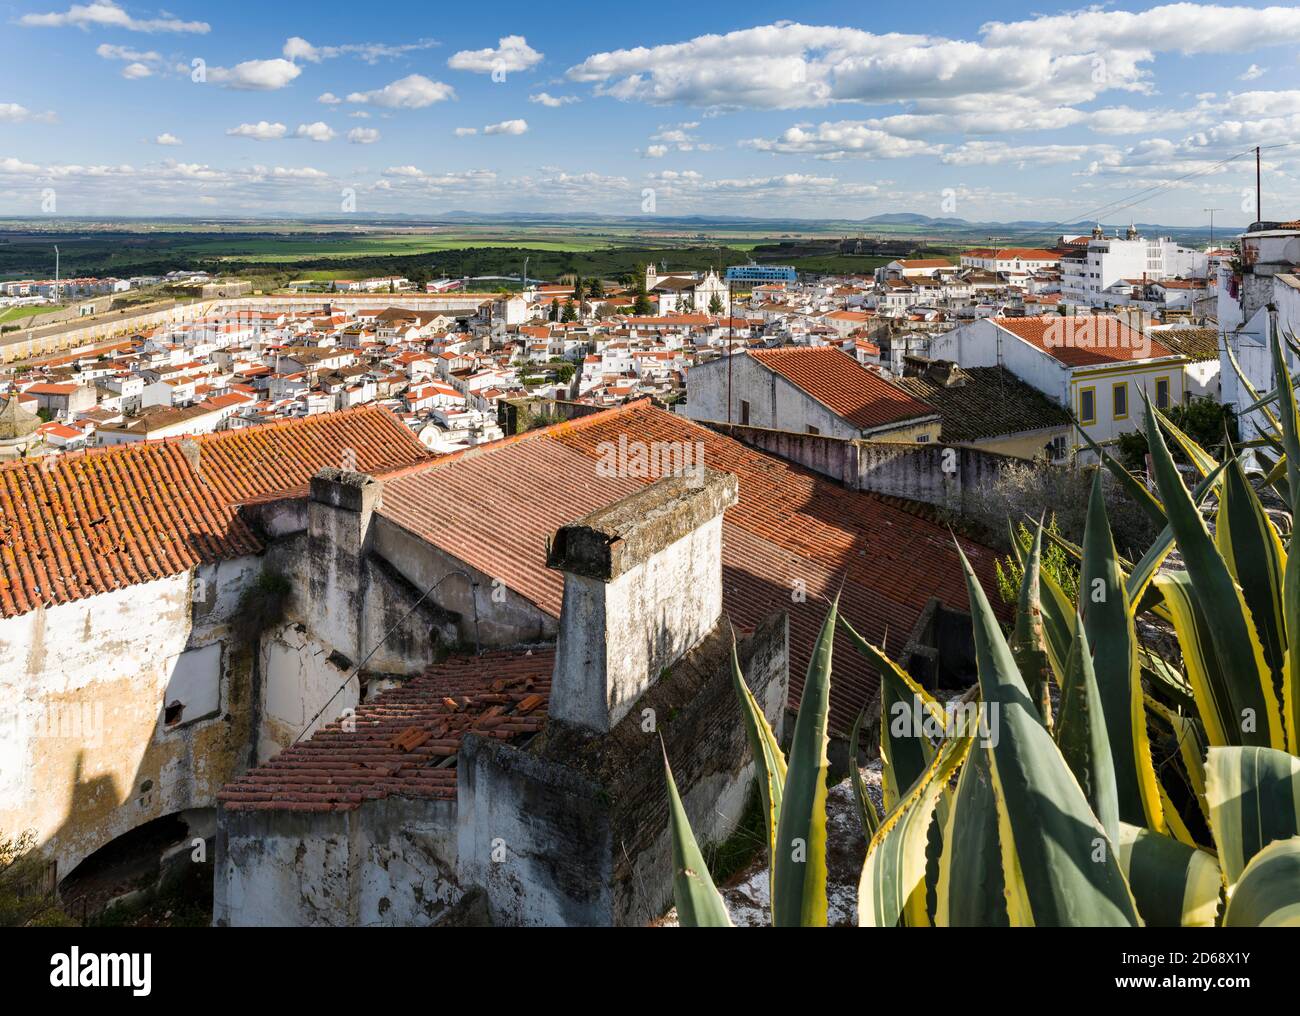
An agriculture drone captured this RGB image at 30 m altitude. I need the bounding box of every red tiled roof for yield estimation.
[0,442,261,618]
[747,346,936,430]
[992,315,1176,368]
[191,404,433,505]
[219,650,552,812]
[378,401,1002,735]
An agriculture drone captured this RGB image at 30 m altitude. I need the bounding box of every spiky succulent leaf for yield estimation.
[935,740,1009,927]
[1080,471,1165,831]
[847,708,880,839]
[1011,519,1054,728]
[1204,745,1300,900]
[662,745,732,927]
[1115,823,1221,928]
[858,725,973,928]
[771,597,836,927]
[1215,454,1292,750]
[1143,394,1284,749]
[1222,837,1300,926]
[729,640,786,859]
[957,544,1141,927]
[1055,610,1121,847]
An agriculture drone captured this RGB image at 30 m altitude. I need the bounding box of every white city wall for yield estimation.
[0,556,260,877]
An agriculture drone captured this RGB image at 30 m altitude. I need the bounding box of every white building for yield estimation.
[1061,226,1209,306]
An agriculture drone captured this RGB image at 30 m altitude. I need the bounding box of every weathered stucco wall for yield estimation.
[705,421,1024,513]
[0,556,262,879]
[372,514,557,649]
[214,797,462,927]
[457,612,788,926]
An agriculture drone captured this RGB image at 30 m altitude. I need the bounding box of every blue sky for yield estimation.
[2,0,1299,224]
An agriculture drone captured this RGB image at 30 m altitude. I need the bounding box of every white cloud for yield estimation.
[294,121,336,142]
[529,92,579,107]
[980,4,1300,55]
[1239,64,1267,81]
[347,127,380,144]
[347,74,454,108]
[568,23,1151,110]
[643,145,668,158]
[154,132,182,145]
[19,1,209,33]
[226,121,288,141]
[448,35,542,74]
[0,103,58,124]
[939,142,1099,167]
[742,121,941,160]
[454,127,478,136]
[317,92,342,105]
[121,61,152,79]
[283,36,438,65]
[209,59,302,91]
[0,157,43,174]
[483,119,528,135]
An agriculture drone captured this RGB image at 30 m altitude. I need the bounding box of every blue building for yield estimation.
[724,264,797,284]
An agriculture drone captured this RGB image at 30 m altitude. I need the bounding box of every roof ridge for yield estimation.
[413,398,652,472]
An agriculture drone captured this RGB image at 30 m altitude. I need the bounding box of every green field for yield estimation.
[0,304,65,324]
[0,219,948,286]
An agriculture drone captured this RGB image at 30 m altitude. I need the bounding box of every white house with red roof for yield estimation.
[930,314,1189,455]
[685,344,940,441]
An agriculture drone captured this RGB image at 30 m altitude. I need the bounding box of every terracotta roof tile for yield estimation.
[0,442,261,618]
[190,404,433,505]
[378,401,1002,735]
[219,650,552,811]
[993,315,1176,368]
[747,346,936,430]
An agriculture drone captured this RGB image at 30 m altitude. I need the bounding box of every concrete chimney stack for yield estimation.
[546,469,738,733]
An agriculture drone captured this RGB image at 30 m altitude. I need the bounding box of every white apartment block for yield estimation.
[1061,226,1208,306]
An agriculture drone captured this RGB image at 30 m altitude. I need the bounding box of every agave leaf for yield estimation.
[771,597,836,927]
[1080,471,1166,831]
[847,708,880,839]
[1215,454,1292,750]
[1008,521,1073,683]
[1125,460,1229,610]
[1222,837,1300,926]
[1115,823,1221,928]
[1072,417,1167,528]
[1145,694,1210,827]
[1205,745,1300,899]
[839,616,946,811]
[1011,519,1055,728]
[729,639,786,859]
[1224,339,1283,436]
[662,744,732,927]
[935,735,1009,927]
[858,725,973,928]
[1270,327,1300,755]
[957,543,1141,927]
[1055,610,1121,847]
[1152,402,1219,478]
[1142,393,1284,749]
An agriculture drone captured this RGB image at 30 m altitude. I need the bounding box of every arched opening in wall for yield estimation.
[58,809,215,927]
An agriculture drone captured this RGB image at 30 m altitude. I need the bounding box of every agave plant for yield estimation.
[665,327,1300,927]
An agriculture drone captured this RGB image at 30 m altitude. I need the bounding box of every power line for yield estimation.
[290,568,483,747]
[1045,140,1300,235]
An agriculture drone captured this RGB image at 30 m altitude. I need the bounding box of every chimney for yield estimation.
[546,469,738,733]
[307,467,383,661]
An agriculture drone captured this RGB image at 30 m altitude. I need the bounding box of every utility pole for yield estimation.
[1204,207,1222,248]
[726,281,734,424]
[1256,146,1262,224]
